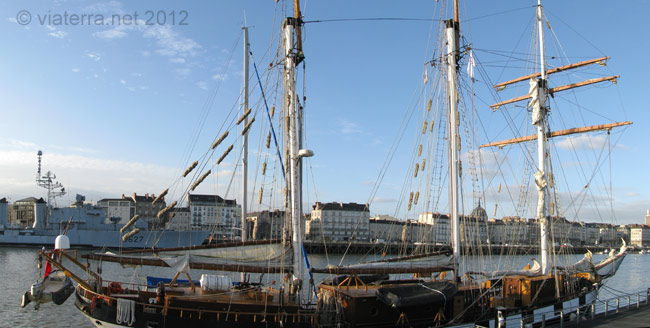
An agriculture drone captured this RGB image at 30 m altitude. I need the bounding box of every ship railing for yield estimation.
[465,288,650,327]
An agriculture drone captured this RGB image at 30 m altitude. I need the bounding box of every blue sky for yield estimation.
[0,1,648,225]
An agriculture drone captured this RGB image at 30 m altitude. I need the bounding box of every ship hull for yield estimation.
[74,286,315,328]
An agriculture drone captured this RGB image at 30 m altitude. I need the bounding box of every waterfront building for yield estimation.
[166,207,191,231]
[616,225,630,244]
[11,197,44,227]
[645,210,650,225]
[598,223,618,246]
[417,212,450,244]
[629,224,650,247]
[128,193,167,229]
[97,197,135,224]
[367,216,435,244]
[460,203,489,245]
[187,194,241,239]
[583,223,601,245]
[306,202,370,242]
[247,210,284,240]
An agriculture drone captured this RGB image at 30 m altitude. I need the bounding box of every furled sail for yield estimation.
[594,240,628,278]
[471,259,542,278]
[312,253,455,275]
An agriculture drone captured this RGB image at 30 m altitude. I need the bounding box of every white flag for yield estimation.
[424,67,429,85]
[467,49,475,81]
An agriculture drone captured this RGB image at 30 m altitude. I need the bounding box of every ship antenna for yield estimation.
[35,150,66,208]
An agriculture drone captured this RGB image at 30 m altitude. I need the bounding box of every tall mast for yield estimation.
[535,0,550,275]
[446,1,461,279]
[240,25,249,281]
[284,0,311,302]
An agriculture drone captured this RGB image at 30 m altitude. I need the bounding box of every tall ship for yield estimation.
[0,151,210,248]
[27,0,632,327]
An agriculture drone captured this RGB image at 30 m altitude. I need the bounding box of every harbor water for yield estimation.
[1,246,648,327]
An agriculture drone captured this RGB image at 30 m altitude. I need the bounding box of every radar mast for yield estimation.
[36,150,66,208]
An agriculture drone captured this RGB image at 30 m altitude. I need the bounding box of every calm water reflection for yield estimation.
[2,246,648,327]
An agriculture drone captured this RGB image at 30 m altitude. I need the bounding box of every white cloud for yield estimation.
[169,58,185,64]
[87,52,101,61]
[72,68,80,73]
[143,25,201,58]
[196,81,209,90]
[175,68,191,76]
[212,73,227,81]
[8,17,17,23]
[93,29,127,39]
[46,25,56,31]
[48,31,67,38]
[120,79,126,84]
[0,149,178,202]
[338,119,362,135]
[556,134,607,151]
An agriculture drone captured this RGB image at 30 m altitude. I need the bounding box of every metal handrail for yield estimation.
[492,288,650,327]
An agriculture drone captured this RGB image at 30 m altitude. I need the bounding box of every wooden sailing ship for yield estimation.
[33,1,632,327]
[37,1,318,327]
[313,1,630,327]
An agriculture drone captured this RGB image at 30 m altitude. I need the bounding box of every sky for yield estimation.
[0,0,649,225]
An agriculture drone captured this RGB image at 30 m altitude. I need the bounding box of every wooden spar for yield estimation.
[493,56,610,90]
[116,239,283,254]
[365,250,451,263]
[489,75,619,109]
[454,0,459,23]
[549,75,618,93]
[311,265,454,275]
[82,253,291,274]
[293,0,303,58]
[480,121,632,148]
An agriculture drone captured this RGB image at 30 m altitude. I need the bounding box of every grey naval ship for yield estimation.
[0,195,209,248]
[0,151,210,248]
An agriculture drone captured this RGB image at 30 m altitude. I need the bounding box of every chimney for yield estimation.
[0,198,8,227]
[32,200,47,229]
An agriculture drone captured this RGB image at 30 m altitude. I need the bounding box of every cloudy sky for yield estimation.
[1,0,648,225]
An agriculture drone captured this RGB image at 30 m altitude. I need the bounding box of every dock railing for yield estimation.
[469,288,650,328]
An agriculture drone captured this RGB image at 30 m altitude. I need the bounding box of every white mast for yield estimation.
[535,0,550,275]
[446,7,461,279]
[284,15,310,300]
[240,25,249,281]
